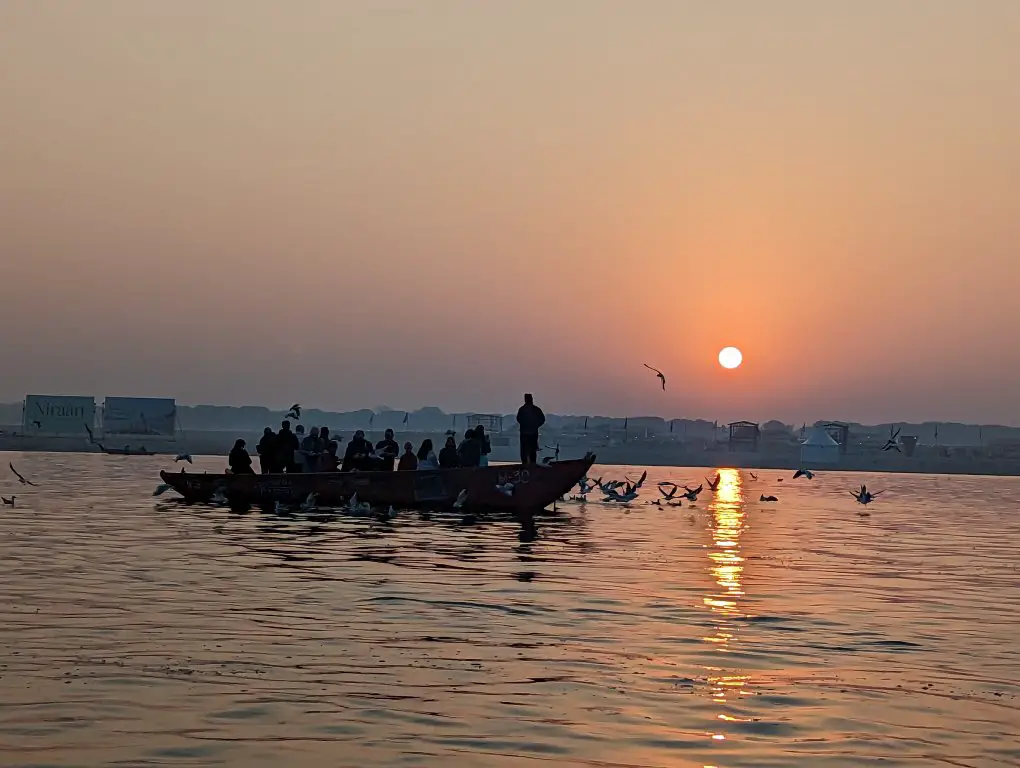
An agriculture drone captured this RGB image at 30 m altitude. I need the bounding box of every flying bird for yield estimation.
[300,492,318,512]
[681,484,703,502]
[602,486,639,503]
[793,469,815,480]
[84,424,95,444]
[31,420,42,429]
[9,463,37,486]
[658,481,680,501]
[643,363,667,391]
[760,494,779,502]
[706,474,721,491]
[850,484,882,505]
[624,471,648,495]
[749,472,758,481]
[453,489,469,509]
[495,482,515,497]
[541,444,561,464]
[286,404,302,420]
[345,493,372,514]
[1,496,14,507]
[882,426,902,452]
[152,483,172,497]
[211,489,229,506]
[174,452,193,464]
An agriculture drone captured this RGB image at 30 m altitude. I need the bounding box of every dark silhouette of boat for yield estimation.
[99,444,155,456]
[159,453,596,512]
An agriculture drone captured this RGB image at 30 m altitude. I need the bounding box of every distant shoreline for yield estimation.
[2,430,1018,477]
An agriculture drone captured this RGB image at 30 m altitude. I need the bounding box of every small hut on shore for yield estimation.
[728,421,760,452]
[800,427,840,465]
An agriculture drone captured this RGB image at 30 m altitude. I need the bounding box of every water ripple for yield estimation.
[1,454,1018,766]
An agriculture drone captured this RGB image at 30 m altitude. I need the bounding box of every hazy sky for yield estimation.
[2,1,1018,424]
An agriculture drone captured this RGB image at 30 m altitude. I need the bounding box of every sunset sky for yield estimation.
[1,2,1018,424]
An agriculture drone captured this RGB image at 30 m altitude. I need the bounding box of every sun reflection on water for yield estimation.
[702,469,751,746]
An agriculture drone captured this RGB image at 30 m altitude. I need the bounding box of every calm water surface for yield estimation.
[1,452,1018,767]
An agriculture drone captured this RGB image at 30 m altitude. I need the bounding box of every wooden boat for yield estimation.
[158,453,596,512]
[99,444,156,456]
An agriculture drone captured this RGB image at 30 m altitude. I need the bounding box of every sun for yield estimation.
[718,346,743,369]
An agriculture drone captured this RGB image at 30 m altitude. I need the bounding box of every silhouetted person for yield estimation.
[516,393,545,464]
[322,440,340,472]
[416,439,439,470]
[397,442,418,471]
[256,427,277,473]
[318,427,331,468]
[276,419,300,473]
[297,426,324,472]
[228,439,254,474]
[475,424,492,467]
[375,428,399,471]
[458,427,482,467]
[438,435,460,468]
[343,429,374,471]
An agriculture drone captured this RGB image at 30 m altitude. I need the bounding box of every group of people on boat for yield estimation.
[225,393,546,474]
[227,422,495,475]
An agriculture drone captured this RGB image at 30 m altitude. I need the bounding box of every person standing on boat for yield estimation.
[516,393,545,464]
[375,428,400,471]
[276,420,300,473]
[256,427,277,473]
[228,439,255,474]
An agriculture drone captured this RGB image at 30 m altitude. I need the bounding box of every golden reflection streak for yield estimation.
[702,468,751,745]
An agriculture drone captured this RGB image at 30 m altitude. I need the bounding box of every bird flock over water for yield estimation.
[564,466,886,517]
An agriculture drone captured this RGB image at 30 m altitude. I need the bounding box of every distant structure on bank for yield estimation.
[801,426,840,465]
[728,421,761,452]
[20,394,178,440]
[21,394,96,437]
[821,422,850,454]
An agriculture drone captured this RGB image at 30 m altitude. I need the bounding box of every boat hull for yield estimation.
[159,454,596,512]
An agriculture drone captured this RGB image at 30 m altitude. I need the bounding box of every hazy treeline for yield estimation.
[1,402,1015,446]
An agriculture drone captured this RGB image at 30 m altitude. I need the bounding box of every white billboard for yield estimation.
[23,395,96,436]
[102,397,177,436]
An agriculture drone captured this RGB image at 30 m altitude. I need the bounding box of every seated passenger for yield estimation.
[342,430,375,471]
[458,428,482,468]
[438,435,460,468]
[474,425,492,467]
[416,439,439,470]
[299,426,323,472]
[397,441,418,471]
[228,438,254,474]
[256,427,277,474]
[321,440,341,472]
[375,429,400,471]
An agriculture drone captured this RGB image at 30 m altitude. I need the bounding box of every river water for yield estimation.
[1,452,1017,767]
